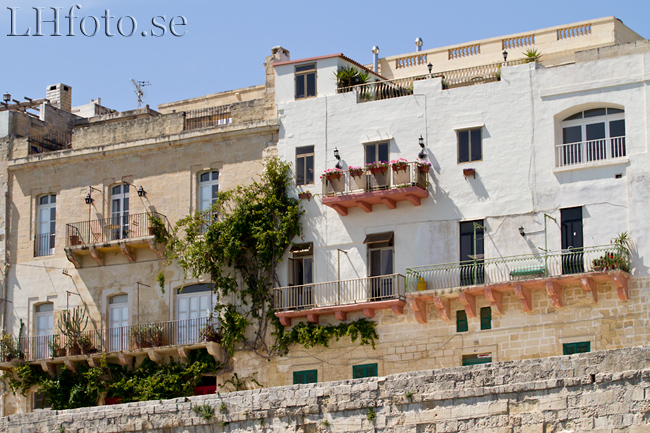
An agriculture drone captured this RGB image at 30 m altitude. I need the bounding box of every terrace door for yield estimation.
[460,220,484,286]
[110,184,129,240]
[561,207,583,274]
[108,294,128,352]
[176,285,213,345]
[35,303,53,359]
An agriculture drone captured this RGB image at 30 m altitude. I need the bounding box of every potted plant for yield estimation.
[131,324,164,349]
[148,214,169,243]
[390,158,409,172]
[366,161,389,174]
[79,335,98,354]
[417,161,432,173]
[523,48,542,63]
[48,335,66,358]
[0,333,20,362]
[348,166,364,178]
[199,321,221,343]
[297,191,312,200]
[320,168,343,182]
[592,232,631,272]
[58,307,89,356]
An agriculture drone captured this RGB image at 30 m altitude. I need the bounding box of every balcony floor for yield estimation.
[406,270,629,324]
[322,185,428,216]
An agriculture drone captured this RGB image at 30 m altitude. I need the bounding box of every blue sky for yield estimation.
[1,0,648,112]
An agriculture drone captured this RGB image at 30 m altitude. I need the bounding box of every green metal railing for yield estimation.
[405,245,628,293]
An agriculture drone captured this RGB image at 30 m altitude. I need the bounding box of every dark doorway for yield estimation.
[460,220,484,286]
[561,207,584,274]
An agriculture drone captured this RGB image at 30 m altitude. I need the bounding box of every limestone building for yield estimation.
[0,17,648,416]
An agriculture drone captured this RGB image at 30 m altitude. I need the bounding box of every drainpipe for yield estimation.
[2,190,8,334]
[415,37,423,52]
[371,46,380,73]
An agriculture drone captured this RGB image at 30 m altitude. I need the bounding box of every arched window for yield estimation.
[198,171,219,212]
[557,107,625,167]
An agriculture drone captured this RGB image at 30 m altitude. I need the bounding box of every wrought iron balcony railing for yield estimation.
[65,211,170,247]
[405,245,628,293]
[34,232,55,257]
[274,273,405,311]
[1,317,219,362]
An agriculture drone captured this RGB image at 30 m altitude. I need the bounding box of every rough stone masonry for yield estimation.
[1,345,649,432]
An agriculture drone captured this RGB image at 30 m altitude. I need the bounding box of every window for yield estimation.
[457,128,482,163]
[288,243,313,308]
[176,284,216,345]
[35,303,54,359]
[462,353,492,366]
[558,107,625,167]
[32,391,51,411]
[293,369,318,384]
[295,146,314,186]
[110,184,129,240]
[365,232,394,300]
[364,142,389,165]
[199,171,219,212]
[456,310,468,332]
[36,194,56,256]
[108,294,128,352]
[352,363,378,379]
[480,307,491,330]
[295,63,316,99]
[563,341,590,355]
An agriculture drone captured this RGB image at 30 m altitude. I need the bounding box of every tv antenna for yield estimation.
[131,79,151,108]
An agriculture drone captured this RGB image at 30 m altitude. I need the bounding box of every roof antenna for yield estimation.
[131,79,151,108]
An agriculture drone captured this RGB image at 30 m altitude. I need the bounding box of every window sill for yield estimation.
[553,156,629,173]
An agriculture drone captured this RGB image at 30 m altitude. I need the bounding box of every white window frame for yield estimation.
[108,294,129,352]
[175,284,217,345]
[110,183,130,240]
[36,194,56,256]
[198,170,219,213]
[34,303,54,359]
[557,107,626,168]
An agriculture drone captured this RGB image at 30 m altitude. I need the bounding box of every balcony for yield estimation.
[274,274,406,326]
[405,245,629,324]
[0,317,223,372]
[64,211,170,268]
[321,162,429,216]
[555,137,627,168]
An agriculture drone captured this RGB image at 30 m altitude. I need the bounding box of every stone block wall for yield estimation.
[2,345,649,433]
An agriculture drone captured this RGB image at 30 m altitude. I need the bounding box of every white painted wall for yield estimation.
[276,49,650,286]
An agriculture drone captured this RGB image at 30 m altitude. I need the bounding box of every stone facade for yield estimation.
[1,345,649,432]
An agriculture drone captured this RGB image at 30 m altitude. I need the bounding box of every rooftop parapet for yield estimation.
[374,17,644,80]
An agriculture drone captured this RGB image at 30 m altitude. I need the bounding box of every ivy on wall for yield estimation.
[8,350,220,410]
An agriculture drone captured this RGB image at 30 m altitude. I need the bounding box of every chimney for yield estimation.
[415,37,423,52]
[46,83,72,112]
[371,46,380,73]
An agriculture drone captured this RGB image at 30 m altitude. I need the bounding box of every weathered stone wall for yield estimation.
[2,346,649,433]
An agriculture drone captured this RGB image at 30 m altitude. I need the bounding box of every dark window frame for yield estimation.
[480,306,491,330]
[293,369,318,384]
[295,145,314,186]
[457,127,482,163]
[352,363,378,379]
[295,63,317,99]
[456,310,468,332]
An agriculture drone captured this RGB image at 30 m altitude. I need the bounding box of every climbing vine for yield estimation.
[7,350,221,409]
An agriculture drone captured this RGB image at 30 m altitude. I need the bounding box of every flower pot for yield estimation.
[463,168,476,177]
[69,235,81,246]
[392,165,408,172]
[349,170,364,178]
[324,173,342,181]
[369,167,387,175]
[54,348,67,357]
[298,192,312,201]
[148,227,156,236]
[418,165,430,173]
[68,344,81,356]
